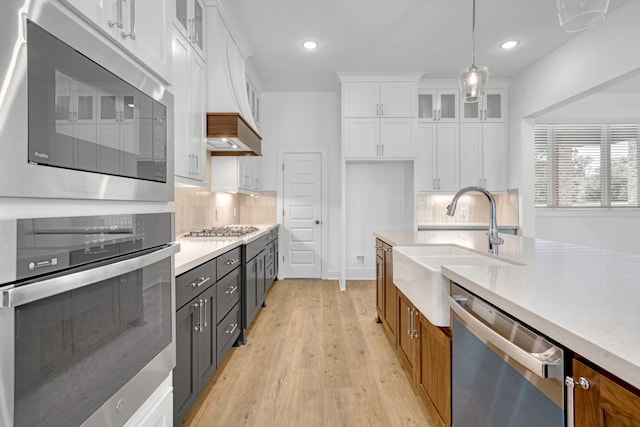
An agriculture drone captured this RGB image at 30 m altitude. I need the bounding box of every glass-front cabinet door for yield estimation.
[461,89,507,122]
[418,89,459,122]
[175,0,205,57]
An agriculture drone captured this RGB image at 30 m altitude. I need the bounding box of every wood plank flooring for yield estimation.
[182,279,436,427]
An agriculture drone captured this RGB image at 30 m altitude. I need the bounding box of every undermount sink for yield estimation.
[392,246,509,327]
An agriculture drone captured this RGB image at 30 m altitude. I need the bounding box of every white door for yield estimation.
[282,153,322,278]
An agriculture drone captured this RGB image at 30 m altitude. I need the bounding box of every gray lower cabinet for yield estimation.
[174,248,241,426]
[174,277,216,425]
[244,248,265,329]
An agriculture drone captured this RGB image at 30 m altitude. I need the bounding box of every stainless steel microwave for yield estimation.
[0,0,173,202]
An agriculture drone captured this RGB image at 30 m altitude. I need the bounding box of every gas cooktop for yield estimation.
[182,225,260,238]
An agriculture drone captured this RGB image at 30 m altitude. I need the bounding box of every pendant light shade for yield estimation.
[459,65,489,104]
[459,0,488,103]
[556,0,610,32]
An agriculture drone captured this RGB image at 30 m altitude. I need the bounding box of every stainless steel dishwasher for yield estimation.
[449,284,566,427]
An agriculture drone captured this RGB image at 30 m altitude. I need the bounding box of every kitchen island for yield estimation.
[375,229,640,424]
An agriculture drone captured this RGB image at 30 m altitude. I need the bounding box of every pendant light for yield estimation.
[557,0,610,32]
[459,0,488,103]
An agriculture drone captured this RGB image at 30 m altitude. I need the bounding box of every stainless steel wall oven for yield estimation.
[0,213,179,427]
[0,0,173,201]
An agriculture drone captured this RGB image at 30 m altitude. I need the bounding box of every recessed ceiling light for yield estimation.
[302,40,319,50]
[500,40,519,50]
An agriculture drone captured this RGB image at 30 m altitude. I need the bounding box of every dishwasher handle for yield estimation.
[450,295,561,379]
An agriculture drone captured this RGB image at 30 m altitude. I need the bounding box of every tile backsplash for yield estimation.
[174,155,277,236]
[416,189,519,226]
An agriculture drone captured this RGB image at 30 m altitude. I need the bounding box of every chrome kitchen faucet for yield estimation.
[446,186,504,254]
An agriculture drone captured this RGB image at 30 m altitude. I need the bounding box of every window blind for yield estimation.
[535,124,640,208]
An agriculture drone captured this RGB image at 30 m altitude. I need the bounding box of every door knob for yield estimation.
[315,220,320,225]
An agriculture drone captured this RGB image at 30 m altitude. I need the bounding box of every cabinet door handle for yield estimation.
[202,298,207,329]
[433,109,437,121]
[410,309,415,339]
[407,306,411,337]
[224,285,239,295]
[190,276,210,288]
[193,301,201,332]
[121,0,136,39]
[565,376,590,427]
[437,109,441,121]
[376,104,380,116]
[413,309,419,339]
[224,323,239,335]
[108,0,124,28]
[225,258,240,266]
[380,103,384,116]
[381,144,384,157]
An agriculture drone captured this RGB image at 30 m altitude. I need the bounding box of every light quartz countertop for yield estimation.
[175,224,279,276]
[374,229,640,390]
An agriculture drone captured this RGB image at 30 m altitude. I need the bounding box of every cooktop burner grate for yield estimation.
[183,225,259,238]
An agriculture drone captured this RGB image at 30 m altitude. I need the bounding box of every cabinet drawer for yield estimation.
[216,302,241,366]
[176,258,216,310]
[216,268,241,323]
[216,247,241,280]
[246,234,268,261]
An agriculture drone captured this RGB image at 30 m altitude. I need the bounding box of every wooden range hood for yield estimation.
[206,112,262,156]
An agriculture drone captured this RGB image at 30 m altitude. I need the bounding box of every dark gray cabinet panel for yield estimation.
[245,253,259,327]
[216,247,241,280]
[256,253,266,307]
[216,268,241,324]
[176,258,216,310]
[196,286,217,389]
[217,303,241,367]
[174,301,198,425]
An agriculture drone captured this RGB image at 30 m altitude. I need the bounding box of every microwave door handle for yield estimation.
[1,243,180,308]
[449,296,561,379]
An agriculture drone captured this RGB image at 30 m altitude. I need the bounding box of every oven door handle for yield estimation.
[449,295,561,379]
[1,243,180,308]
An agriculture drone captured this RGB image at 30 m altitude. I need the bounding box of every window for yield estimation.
[535,124,640,207]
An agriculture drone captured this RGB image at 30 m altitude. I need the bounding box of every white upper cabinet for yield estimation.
[459,122,507,192]
[418,89,459,123]
[173,26,206,185]
[415,123,459,192]
[343,82,417,118]
[341,78,418,159]
[211,156,261,195]
[460,89,507,123]
[62,0,171,83]
[174,0,205,59]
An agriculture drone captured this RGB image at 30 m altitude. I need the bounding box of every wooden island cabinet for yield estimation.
[572,357,640,426]
[417,314,451,427]
[375,238,397,347]
[375,237,452,427]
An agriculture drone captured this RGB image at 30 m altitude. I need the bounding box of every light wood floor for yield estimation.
[182,279,437,427]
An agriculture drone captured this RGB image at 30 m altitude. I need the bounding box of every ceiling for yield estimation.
[220,0,629,92]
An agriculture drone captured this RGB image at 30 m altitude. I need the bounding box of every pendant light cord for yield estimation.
[471,0,476,67]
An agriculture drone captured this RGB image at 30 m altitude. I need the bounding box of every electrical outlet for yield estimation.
[356,256,365,264]
[233,207,237,217]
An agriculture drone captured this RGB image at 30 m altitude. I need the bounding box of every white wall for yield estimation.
[345,161,414,279]
[259,91,342,278]
[509,0,640,252]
